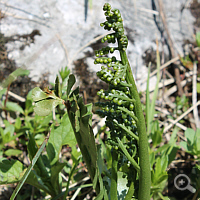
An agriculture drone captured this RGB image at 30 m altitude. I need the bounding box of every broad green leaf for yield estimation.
[185,128,195,145]
[180,141,189,152]
[50,162,66,194]
[32,87,64,116]
[46,112,75,165]
[4,149,22,157]
[32,87,49,102]
[67,74,76,96]
[0,68,29,88]
[154,157,162,182]
[5,101,24,114]
[33,99,63,116]
[0,159,25,184]
[25,170,51,194]
[67,94,98,188]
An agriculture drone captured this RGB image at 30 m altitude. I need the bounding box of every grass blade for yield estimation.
[10,137,48,200]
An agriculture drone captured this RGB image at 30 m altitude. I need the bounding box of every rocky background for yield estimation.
[0,0,198,91]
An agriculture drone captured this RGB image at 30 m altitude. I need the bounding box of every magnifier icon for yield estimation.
[174,174,196,193]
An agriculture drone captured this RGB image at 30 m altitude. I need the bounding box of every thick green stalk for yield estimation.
[110,149,118,200]
[120,50,151,200]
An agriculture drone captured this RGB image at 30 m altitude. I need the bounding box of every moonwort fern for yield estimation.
[30,3,151,200]
[95,3,151,200]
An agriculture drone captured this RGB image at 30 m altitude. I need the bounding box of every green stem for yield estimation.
[120,50,151,200]
[110,149,118,200]
[116,137,140,173]
[113,120,139,141]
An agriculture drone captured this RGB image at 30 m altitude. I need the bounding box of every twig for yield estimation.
[193,62,199,128]
[0,86,26,102]
[141,56,180,85]
[1,2,45,20]
[158,0,184,96]
[137,8,159,15]
[163,78,192,97]
[1,11,50,28]
[70,180,86,200]
[164,101,200,133]
[167,118,187,131]
[56,33,70,65]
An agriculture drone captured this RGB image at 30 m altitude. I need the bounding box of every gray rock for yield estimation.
[0,0,195,91]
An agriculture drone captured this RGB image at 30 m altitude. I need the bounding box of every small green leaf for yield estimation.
[4,149,22,157]
[0,159,25,184]
[32,87,48,102]
[15,117,21,130]
[55,76,61,97]
[1,68,29,88]
[59,66,70,81]
[33,99,63,116]
[5,102,24,114]
[32,87,64,116]
[67,74,76,97]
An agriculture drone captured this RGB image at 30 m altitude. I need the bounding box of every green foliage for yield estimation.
[0,121,23,149]
[0,66,82,199]
[180,128,200,157]
[196,32,200,47]
[197,82,200,93]
[3,3,199,200]
[175,95,189,114]
[0,68,29,88]
[0,159,25,184]
[94,3,151,200]
[46,112,76,165]
[150,128,178,199]
[32,87,64,116]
